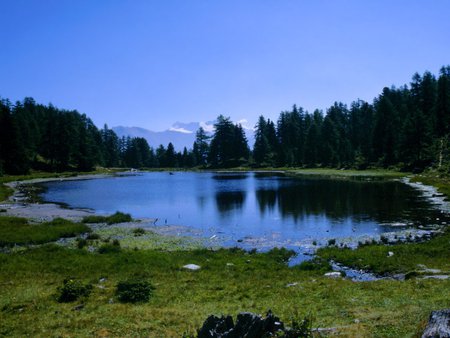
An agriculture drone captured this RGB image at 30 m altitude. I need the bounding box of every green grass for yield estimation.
[317,228,450,275]
[0,216,91,247]
[286,168,407,180]
[0,184,13,202]
[411,171,450,198]
[0,244,448,337]
[82,211,133,225]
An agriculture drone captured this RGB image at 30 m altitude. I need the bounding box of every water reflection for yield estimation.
[40,171,448,245]
[254,178,429,224]
[212,174,249,180]
[215,191,246,213]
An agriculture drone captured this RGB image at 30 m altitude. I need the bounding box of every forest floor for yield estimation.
[0,168,449,337]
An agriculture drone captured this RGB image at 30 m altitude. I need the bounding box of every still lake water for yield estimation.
[40,172,448,249]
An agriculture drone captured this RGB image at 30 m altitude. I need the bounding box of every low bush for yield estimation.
[116,280,154,303]
[266,247,296,263]
[106,212,132,224]
[98,240,121,254]
[81,215,106,223]
[132,227,146,236]
[296,257,331,272]
[76,238,87,249]
[285,315,313,337]
[82,211,132,225]
[57,278,92,303]
[86,233,100,240]
[327,238,336,246]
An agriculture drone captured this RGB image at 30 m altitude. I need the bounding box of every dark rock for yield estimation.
[422,309,450,338]
[263,310,285,333]
[232,312,264,338]
[197,315,234,338]
[197,311,285,338]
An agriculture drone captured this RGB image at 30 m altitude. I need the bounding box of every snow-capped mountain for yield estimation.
[113,121,255,151]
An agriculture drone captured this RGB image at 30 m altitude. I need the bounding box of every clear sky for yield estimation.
[1,0,449,131]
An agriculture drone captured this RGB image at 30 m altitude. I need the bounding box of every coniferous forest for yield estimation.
[1,66,450,175]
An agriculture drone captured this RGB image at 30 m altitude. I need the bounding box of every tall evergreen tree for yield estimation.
[372,89,399,166]
[209,115,249,167]
[193,127,210,166]
[165,142,177,167]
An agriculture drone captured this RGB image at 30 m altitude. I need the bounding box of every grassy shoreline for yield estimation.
[0,168,449,336]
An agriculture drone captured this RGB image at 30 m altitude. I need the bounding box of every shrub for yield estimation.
[57,278,92,303]
[285,315,313,337]
[86,233,100,240]
[132,227,146,236]
[296,257,331,272]
[76,238,87,249]
[82,211,132,225]
[116,280,154,303]
[106,212,132,224]
[81,215,106,224]
[328,238,336,246]
[266,247,296,263]
[98,240,121,253]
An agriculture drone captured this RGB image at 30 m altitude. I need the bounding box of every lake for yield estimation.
[40,172,449,250]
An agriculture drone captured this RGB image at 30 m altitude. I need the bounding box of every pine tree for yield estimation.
[253,115,269,166]
[165,142,177,167]
[193,127,210,166]
[372,89,399,166]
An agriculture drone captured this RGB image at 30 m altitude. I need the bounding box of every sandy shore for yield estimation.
[0,174,113,222]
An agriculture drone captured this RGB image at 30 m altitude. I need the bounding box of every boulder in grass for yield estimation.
[324,272,342,278]
[183,264,201,271]
[422,309,450,338]
[197,315,234,338]
[197,310,285,337]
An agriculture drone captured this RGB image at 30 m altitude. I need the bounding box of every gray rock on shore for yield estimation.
[422,309,450,338]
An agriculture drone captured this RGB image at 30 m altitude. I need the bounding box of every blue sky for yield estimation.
[1,0,449,131]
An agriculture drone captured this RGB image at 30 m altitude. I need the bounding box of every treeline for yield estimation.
[252,66,450,171]
[253,67,450,171]
[1,66,449,174]
[0,97,199,174]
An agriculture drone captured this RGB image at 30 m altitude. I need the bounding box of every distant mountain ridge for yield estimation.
[113,121,255,151]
